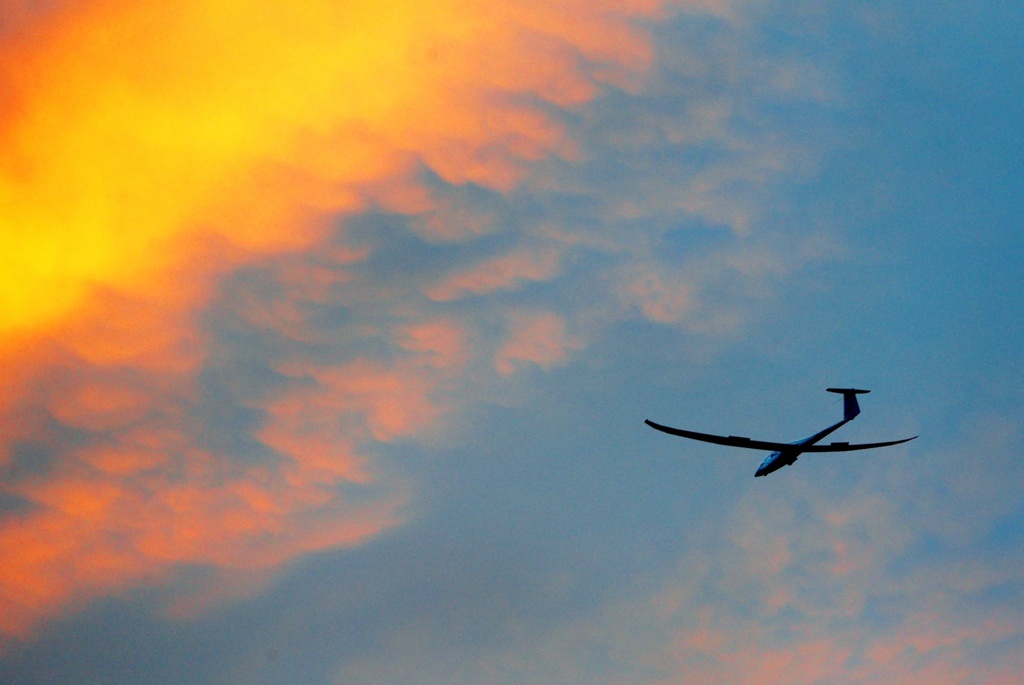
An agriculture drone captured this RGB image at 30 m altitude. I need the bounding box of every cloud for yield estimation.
[0,0,684,641]
[0,0,672,333]
[425,248,562,302]
[622,266,695,324]
[0,293,409,636]
[544,425,1023,685]
[1,6,1016,684]
[0,0,854,650]
[495,310,583,376]
[321,412,1023,685]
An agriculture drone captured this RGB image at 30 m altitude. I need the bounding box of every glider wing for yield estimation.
[796,436,917,452]
[643,419,798,451]
[644,419,917,452]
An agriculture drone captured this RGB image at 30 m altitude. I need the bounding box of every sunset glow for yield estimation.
[0,0,664,638]
[2,1,1022,683]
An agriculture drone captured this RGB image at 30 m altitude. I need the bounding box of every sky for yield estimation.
[0,1,1022,683]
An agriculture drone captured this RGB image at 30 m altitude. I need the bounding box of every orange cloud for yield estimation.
[624,268,695,324]
[0,0,671,640]
[424,248,562,301]
[397,319,470,372]
[0,0,666,335]
[495,310,582,376]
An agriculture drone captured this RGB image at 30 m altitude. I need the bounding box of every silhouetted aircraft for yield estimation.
[645,388,916,477]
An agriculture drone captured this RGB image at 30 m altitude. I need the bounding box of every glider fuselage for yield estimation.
[753,418,850,477]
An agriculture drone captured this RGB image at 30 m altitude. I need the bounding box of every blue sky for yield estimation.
[0,1,1021,683]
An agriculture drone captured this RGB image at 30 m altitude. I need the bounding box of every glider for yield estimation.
[645,388,916,477]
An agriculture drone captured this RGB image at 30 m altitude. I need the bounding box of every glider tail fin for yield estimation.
[826,387,870,421]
